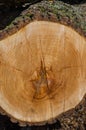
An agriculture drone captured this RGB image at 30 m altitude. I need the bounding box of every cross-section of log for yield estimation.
[0,0,86,126]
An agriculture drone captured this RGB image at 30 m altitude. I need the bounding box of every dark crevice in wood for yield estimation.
[58,0,86,5]
[0,0,42,30]
[0,114,20,130]
[0,114,62,130]
[0,8,21,30]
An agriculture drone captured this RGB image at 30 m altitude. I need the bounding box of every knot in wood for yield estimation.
[31,60,54,99]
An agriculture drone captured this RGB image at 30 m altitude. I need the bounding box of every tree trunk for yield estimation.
[0,0,86,128]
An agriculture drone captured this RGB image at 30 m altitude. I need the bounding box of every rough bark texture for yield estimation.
[0,0,86,129]
[0,0,86,39]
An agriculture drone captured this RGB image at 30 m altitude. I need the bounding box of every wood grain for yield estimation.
[0,21,86,125]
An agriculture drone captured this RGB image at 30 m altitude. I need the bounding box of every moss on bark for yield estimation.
[0,0,86,40]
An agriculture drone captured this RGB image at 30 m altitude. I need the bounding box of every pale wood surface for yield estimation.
[0,21,86,125]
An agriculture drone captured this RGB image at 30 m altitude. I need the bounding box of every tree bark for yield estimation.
[0,0,86,38]
[0,0,86,128]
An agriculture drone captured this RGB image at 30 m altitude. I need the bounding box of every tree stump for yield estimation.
[0,0,86,127]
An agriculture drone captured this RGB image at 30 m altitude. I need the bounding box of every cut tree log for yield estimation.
[0,0,86,126]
